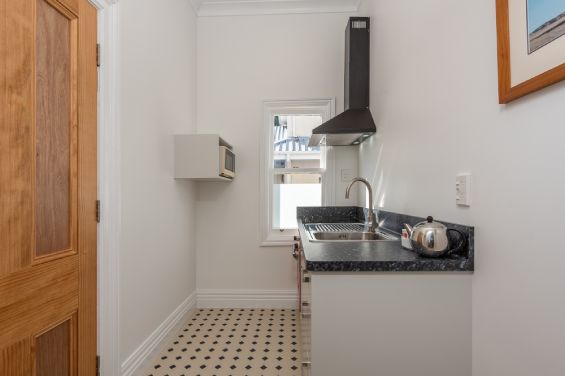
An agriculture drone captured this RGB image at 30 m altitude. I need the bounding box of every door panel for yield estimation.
[35,0,77,258]
[35,319,72,376]
[0,0,97,373]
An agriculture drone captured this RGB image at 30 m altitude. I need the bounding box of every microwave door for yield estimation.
[225,149,235,174]
[220,147,235,178]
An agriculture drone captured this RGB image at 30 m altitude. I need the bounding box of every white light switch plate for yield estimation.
[456,173,471,206]
[341,168,354,183]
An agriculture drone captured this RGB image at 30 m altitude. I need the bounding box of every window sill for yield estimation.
[260,230,297,247]
[260,240,295,247]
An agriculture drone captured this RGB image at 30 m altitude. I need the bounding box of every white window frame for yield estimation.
[260,98,335,246]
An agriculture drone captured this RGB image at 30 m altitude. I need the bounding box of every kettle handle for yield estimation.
[446,229,466,254]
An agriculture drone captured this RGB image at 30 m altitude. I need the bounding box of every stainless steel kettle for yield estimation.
[403,216,466,257]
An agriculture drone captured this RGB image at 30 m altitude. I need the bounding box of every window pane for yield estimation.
[272,173,322,229]
[273,115,322,169]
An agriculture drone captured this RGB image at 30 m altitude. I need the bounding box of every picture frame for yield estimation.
[496,0,565,103]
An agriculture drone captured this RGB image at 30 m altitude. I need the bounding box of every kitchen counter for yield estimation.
[297,206,474,272]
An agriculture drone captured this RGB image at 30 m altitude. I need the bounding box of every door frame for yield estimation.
[88,0,121,375]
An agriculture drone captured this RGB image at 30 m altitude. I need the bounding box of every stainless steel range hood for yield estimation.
[309,17,376,147]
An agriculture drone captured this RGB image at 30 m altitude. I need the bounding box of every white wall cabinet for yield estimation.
[174,134,233,181]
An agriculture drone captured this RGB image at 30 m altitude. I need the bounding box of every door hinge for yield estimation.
[96,355,100,376]
[96,43,101,67]
[96,200,101,223]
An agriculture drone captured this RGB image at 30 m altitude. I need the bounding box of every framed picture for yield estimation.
[496,0,565,103]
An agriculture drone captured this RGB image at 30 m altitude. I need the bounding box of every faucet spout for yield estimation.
[345,177,377,233]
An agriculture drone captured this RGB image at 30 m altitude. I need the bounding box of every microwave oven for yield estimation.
[219,146,235,179]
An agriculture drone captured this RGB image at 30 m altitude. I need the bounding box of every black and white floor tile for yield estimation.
[144,308,301,376]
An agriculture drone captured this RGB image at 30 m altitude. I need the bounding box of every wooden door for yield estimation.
[0,0,97,374]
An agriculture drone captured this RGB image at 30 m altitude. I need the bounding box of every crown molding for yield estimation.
[193,0,360,17]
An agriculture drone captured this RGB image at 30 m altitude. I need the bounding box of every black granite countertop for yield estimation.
[297,207,474,272]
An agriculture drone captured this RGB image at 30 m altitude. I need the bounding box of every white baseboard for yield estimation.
[197,289,298,309]
[121,291,197,376]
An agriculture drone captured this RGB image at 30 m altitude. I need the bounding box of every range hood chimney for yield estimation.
[309,17,376,147]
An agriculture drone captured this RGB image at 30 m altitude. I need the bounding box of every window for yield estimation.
[260,99,335,246]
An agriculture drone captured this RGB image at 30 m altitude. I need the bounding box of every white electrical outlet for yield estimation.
[456,173,471,206]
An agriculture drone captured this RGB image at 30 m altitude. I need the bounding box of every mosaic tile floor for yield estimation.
[145,308,301,376]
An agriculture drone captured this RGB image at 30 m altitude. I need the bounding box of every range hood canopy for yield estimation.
[309,17,376,147]
[309,109,375,146]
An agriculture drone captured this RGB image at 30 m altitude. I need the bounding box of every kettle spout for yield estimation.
[403,223,413,237]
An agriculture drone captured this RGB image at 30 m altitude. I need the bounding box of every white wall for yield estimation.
[357,0,565,375]
[196,13,358,293]
[119,0,198,362]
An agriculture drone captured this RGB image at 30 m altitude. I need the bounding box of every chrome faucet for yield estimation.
[345,177,377,233]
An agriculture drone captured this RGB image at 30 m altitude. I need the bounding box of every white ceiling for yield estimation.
[190,0,361,17]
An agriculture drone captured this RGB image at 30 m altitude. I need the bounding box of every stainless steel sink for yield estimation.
[304,223,398,243]
[309,231,393,241]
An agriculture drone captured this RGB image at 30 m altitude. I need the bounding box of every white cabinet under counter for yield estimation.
[305,272,471,376]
